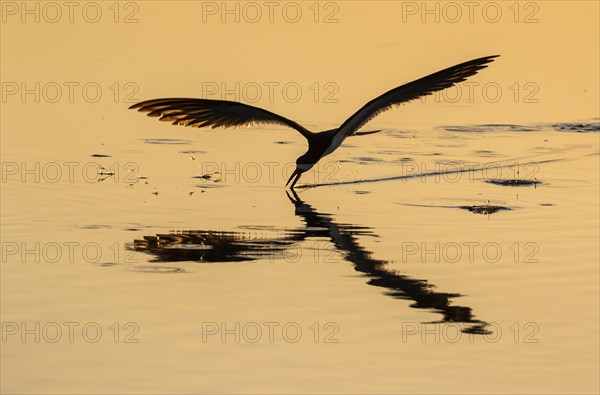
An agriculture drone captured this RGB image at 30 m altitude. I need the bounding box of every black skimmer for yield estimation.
[130,55,499,188]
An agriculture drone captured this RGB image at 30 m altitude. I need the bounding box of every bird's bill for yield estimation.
[286,168,304,189]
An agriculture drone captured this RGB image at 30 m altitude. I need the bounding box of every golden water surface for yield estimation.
[1,1,599,394]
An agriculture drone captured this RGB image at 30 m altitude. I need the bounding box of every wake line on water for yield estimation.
[297,151,599,189]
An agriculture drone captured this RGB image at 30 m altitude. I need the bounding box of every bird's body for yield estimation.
[130,55,499,188]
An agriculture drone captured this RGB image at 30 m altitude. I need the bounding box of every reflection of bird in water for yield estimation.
[285,190,490,334]
[129,191,490,334]
[130,55,499,188]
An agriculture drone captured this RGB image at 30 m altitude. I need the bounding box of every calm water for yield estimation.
[1,1,599,394]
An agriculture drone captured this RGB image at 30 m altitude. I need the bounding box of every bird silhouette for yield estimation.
[130,55,499,188]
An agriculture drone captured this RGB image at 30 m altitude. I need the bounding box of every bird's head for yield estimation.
[286,158,314,189]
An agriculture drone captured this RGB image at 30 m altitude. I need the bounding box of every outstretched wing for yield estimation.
[339,55,500,136]
[129,98,312,138]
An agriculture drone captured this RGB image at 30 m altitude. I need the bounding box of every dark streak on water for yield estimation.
[443,124,539,133]
[486,179,541,187]
[462,205,511,215]
[128,266,187,274]
[143,139,192,145]
[179,150,208,154]
[79,224,112,230]
[553,123,600,133]
[196,184,226,189]
[441,122,599,133]
[396,202,512,216]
